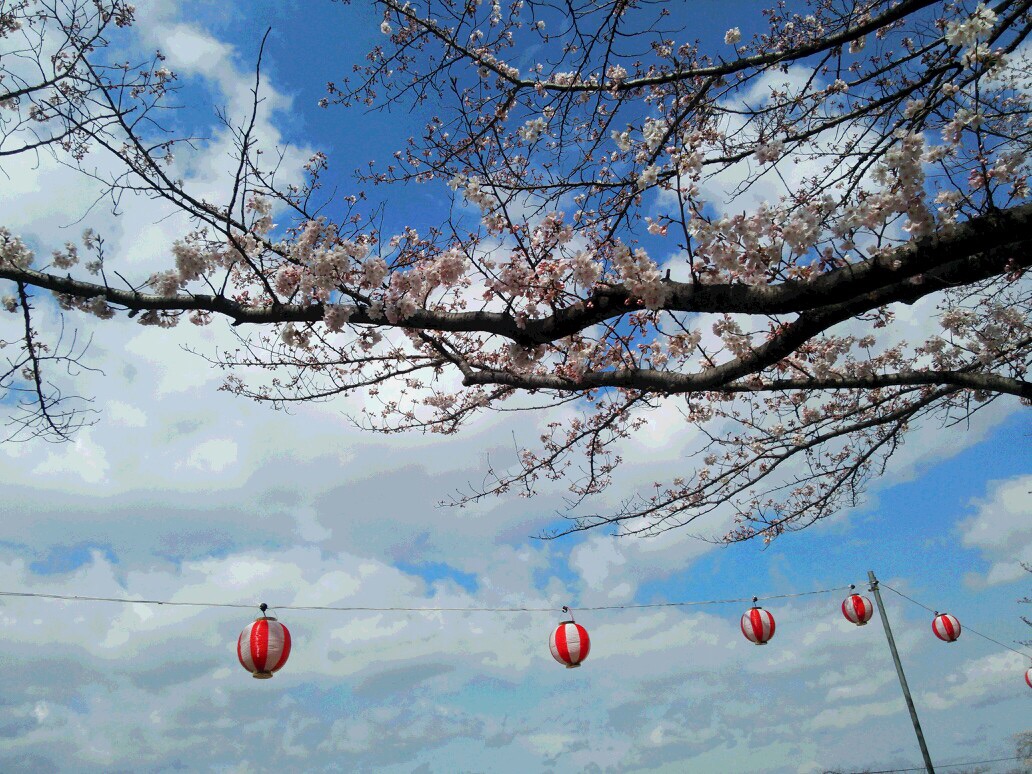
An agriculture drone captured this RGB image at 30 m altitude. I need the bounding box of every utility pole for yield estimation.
[868,570,935,774]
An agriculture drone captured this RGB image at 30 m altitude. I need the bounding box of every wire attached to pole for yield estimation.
[881,582,1032,660]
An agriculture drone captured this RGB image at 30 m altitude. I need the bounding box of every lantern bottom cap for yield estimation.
[252,671,274,679]
[565,663,581,669]
[754,641,767,645]
[856,621,868,626]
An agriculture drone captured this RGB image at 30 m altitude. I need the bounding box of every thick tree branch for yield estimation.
[382,0,941,93]
[3,202,1030,343]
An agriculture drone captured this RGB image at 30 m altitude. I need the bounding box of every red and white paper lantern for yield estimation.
[841,593,874,626]
[238,612,291,678]
[550,620,590,668]
[1025,667,1032,689]
[741,606,776,645]
[932,612,961,643]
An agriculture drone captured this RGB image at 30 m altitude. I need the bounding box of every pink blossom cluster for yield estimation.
[944,3,996,48]
[833,132,931,239]
[382,246,469,323]
[688,205,783,284]
[611,241,669,309]
[0,227,33,269]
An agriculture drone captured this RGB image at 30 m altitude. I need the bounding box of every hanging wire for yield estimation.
[880,583,1032,661]
[879,582,939,614]
[0,585,853,613]
[0,591,257,609]
[3,582,1028,663]
[841,753,1025,773]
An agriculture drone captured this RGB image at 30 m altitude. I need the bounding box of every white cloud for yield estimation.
[808,696,899,730]
[30,430,110,484]
[917,651,1026,710]
[181,437,238,473]
[569,535,627,591]
[960,473,1032,587]
[106,400,148,428]
[32,701,49,724]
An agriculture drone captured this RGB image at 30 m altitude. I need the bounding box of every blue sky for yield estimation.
[0,2,1029,772]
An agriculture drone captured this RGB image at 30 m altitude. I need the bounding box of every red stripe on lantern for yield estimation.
[251,618,268,672]
[555,622,571,663]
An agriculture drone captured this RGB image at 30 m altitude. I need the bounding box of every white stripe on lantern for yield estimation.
[564,624,582,663]
[759,610,772,640]
[843,598,855,624]
[238,621,257,672]
[265,621,285,671]
[549,635,562,663]
[741,611,755,643]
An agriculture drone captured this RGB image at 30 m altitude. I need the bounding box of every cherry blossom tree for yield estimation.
[1,0,1030,542]
[1,0,160,439]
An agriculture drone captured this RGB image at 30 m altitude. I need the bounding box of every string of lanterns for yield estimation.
[0,584,1027,686]
[228,586,1021,683]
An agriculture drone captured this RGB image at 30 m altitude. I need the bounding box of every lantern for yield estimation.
[932,612,961,643]
[1025,667,1032,690]
[841,592,874,626]
[741,601,775,645]
[238,603,291,679]
[550,610,590,668]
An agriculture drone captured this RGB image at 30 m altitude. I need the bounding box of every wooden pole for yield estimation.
[868,570,935,774]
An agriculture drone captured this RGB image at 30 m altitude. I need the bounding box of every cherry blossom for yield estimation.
[1,0,1029,541]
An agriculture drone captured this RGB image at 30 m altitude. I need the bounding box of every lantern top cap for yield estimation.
[255,602,277,622]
